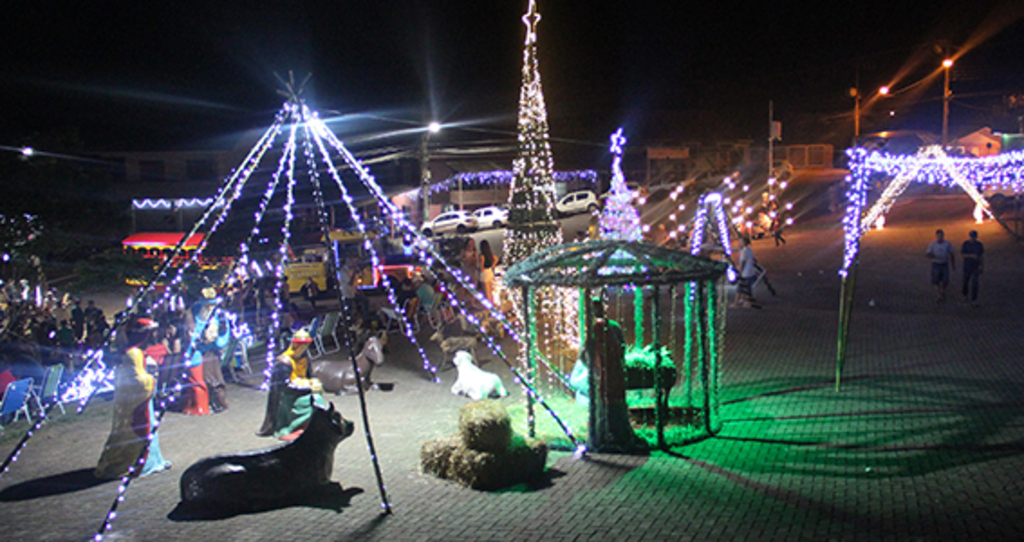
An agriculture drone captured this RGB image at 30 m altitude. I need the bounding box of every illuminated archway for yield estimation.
[836,145,1024,389]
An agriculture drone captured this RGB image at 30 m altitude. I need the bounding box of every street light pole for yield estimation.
[942,58,954,146]
[419,121,442,224]
[420,133,431,224]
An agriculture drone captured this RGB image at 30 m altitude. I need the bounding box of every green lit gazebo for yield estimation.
[504,240,729,451]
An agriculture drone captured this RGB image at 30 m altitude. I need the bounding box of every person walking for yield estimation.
[737,237,760,308]
[771,217,787,246]
[926,229,956,302]
[961,230,984,306]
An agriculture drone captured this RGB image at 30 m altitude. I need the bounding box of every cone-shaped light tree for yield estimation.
[503,0,562,265]
[600,128,642,242]
[503,0,579,393]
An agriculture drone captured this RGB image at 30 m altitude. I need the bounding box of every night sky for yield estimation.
[3,1,1024,163]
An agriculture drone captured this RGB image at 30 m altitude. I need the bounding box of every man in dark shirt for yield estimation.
[961,230,984,306]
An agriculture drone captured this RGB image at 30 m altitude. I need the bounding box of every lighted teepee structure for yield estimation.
[1,80,593,537]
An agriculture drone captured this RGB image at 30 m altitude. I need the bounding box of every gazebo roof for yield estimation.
[503,240,729,289]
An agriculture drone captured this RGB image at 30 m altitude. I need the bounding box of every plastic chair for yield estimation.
[0,378,34,429]
[313,312,341,357]
[379,306,402,334]
[306,316,326,359]
[31,365,65,416]
[418,293,447,331]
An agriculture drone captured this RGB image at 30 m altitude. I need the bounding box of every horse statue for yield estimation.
[310,332,386,394]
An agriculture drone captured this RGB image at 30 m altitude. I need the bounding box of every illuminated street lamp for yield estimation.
[850,85,890,139]
[420,122,442,223]
[942,58,954,145]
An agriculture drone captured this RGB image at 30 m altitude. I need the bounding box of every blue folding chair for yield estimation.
[0,378,34,430]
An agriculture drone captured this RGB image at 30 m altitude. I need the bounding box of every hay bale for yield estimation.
[506,435,548,480]
[458,400,511,453]
[446,435,548,490]
[420,435,461,479]
[448,445,502,489]
[421,401,549,490]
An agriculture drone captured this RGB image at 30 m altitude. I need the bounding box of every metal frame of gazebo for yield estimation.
[504,240,729,450]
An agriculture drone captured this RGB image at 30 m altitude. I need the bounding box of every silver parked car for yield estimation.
[471,206,508,230]
[556,190,599,216]
[421,210,479,237]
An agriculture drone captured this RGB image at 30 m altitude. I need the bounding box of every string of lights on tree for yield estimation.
[840,144,1010,276]
[502,0,581,409]
[599,128,642,242]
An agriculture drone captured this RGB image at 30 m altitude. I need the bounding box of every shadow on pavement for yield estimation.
[494,467,566,492]
[0,468,109,501]
[703,373,1024,478]
[167,484,363,521]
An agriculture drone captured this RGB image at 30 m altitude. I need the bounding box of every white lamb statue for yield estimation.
[450,350,508,401]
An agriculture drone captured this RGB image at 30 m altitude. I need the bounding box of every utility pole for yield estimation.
[768,101,781,176]
[419,133,430,224]
[851,68,862,141]
[419,121,442,223]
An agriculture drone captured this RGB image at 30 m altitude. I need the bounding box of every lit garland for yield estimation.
[600,128,642,242]
[131,198,217,210]
[423,169,598,197]
[840,145,1006,276]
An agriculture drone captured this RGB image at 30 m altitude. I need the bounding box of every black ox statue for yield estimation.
[179,401,354,508]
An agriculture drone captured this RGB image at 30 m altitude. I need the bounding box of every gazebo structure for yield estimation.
[504,240,729,451]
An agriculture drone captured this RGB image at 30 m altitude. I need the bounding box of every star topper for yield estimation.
[274,70,312,105]
[609,127,626,156]
[522,0,541,45]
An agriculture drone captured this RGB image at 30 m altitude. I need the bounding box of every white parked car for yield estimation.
[471,206,508,230]
[421,211,478,237]
[556,190,600,216]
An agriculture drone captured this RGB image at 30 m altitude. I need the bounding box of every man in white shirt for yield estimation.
[926,229,956,302]
[737,237,759,307]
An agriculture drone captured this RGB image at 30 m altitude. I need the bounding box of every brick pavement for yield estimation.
[3,194,1024,540]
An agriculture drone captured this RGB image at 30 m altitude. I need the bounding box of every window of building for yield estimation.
[139,160,166,182]
[187,158,217,181]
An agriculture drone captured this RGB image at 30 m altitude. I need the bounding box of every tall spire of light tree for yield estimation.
[600,128,643,241]
[504,0,562,266]
[503,0,578,405]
